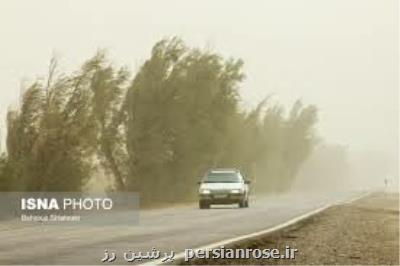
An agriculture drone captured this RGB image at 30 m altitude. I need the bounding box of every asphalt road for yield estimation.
[0,190,364,265]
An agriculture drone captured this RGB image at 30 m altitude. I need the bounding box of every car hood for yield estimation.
[200,182,243,190]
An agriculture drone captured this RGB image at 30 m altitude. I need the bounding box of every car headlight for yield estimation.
[230,189,242,194]
[200,189,211,194]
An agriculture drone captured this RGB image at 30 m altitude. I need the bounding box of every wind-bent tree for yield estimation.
[0,38,319,202]
[2,58,97,191]
[85,52,130,191]
[125,38,245,203]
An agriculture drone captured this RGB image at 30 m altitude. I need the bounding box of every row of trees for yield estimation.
[0,38,318,204]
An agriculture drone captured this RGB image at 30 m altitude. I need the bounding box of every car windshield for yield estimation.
[203,171,241,183]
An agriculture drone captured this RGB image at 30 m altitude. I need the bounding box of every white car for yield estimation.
[198,169,250,209]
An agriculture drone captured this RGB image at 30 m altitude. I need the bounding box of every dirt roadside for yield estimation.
[181,192,399,265]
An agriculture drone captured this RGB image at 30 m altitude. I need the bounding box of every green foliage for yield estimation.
[1,58,97,191]
[125,38,244,203]
[125,38,318,203]
[0,153,14,191]
[0,37,318,202]
[85,51,130,190]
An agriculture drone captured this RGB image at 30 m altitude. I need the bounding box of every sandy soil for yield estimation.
[182,192,399,265]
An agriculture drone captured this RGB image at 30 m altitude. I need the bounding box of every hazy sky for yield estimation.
[0,0,398,159]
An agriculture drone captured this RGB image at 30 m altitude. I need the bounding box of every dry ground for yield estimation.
[182,192,399,265]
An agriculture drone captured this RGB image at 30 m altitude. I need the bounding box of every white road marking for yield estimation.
[141,191,372,265]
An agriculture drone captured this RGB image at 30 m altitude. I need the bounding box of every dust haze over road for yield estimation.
[0,1,398,183]
[0,1,398,265]
[0,190,366,265]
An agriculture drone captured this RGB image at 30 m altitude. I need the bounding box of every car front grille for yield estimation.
[211,189,231,194]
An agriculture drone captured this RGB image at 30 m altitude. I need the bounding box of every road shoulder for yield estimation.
[182,192,399,265]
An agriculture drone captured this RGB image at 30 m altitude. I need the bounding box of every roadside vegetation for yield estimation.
[0,38,318,204]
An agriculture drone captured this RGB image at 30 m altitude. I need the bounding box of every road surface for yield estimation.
[182,192,399,265]
[0,190,364,265]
